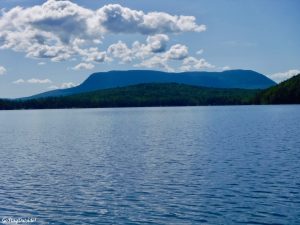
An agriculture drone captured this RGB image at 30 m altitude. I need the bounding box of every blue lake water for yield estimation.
[0,106,300,224]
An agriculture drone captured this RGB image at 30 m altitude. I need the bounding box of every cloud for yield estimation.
[48,82,76,90]
[165,44,188,60]
[196,49,204,55]
[26,44,72,62]
[75,47,107,63]
[269,69,300,83]
[222,66,231,71]
[85,51,107,63]
[38,62,46,65]
[97,4,206,35]
[133,43,189,70]
[61,82,76,89]
[107,41,133,63]
[107,34,171,64]
[180,56,214,71]
[72,62,94,70]
[0,1,206,65]
[133,43,189,71]
[146,34,169,53]
[13,78,52,84]
[0,66,6,75]
[135,55,174,72]
[12,79,25,84]
[27,78,52,84]
[131,40,214,72]
[48,85,59,90]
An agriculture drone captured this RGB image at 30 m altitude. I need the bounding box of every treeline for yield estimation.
[0,83,259,110]
[255,74,300,104]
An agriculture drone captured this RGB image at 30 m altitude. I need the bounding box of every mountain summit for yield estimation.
[28,70,276,99]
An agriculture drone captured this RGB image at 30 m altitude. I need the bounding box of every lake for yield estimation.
[0,106,299,224]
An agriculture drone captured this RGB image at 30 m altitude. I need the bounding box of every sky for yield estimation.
[0,0,299,98]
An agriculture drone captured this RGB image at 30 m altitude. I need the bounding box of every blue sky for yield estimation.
[0,0,299,98]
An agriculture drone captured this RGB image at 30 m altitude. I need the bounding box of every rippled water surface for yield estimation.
[0,106,300,224]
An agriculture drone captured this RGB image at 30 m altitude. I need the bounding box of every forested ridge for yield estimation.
[255,74,300,104]
[0,83,259,110]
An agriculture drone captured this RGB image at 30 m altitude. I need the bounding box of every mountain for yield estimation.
[27,70,275,99]
[255,74,300,104]
[1,83,260,110]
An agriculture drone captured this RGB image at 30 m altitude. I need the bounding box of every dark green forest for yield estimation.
[0,83,259,110]
[255,74,300,104]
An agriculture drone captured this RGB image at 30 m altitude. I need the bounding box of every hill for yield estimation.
[27,70,275,99]
[1,83,260,110]
[255,74,300,104]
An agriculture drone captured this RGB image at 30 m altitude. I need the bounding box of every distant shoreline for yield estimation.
[1,104,300,112]
[1,74,299,110]
[0,83,260,110]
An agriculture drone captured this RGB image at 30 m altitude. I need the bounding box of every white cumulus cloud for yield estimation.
[61,82,76,89]
[72,62,94,70]
[222,66,231,71]
[196,49,204,55]
[48,82,76,90]
[48,85,59,90]
[0,66,6,75]
[27,78,52,84]
[13,78,52,84]
[12,79,25,84]
[165,44,189,60]
[107,41,133,63]
[107,35,171,64]
[146,34,169,53]
[0,0,206,67]
[180,56,214,71]
[97,4,205,35]
[135,55,174,72]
